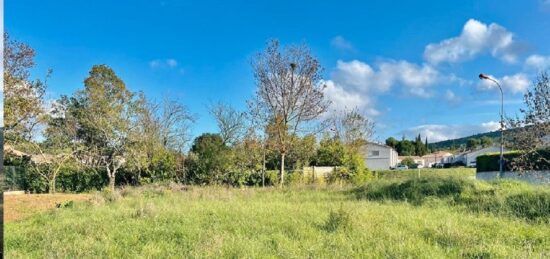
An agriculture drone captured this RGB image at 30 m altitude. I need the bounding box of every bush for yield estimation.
[353,176,474,204]
[100,188,122,203]
[323,206,352,232]
[326,167,350,185]
[286,171,305,186]
[264,170,280,186]
[400,157,415,167]
[477,149,550,172]
[57,168,108,192]
[223,171,264,187]
[476,151,520,172]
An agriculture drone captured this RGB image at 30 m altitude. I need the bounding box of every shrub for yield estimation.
[101,188,122,203]
[57,168,108,193]
[400,157,415,167]
[350,169,373,185]
[476,151,520,172]
[477,149,550,172]
[323,206,352,232]
[326,167,350,185]
[286,171,305,186]
[353,176,474,204]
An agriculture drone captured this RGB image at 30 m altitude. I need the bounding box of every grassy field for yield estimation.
[374,167,475,180]
[4,169,550,258]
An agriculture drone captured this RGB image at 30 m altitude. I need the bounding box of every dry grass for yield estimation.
[4,193,91,222]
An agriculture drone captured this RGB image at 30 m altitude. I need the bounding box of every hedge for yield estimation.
[476,149,550,172]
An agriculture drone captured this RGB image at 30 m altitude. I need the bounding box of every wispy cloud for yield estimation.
[474,99,523,106]
[330,36,355,52]
[444,89,462,106]
[149,58,180,69]
[401,121,500,142]
[477,73,530,94]
[166,59,178,68]
[525,54,550,70]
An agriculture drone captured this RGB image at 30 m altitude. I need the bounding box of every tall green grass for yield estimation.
[352,177,550,222]
[5,181,550,258]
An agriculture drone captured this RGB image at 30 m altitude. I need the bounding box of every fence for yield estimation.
[3,166,26,191]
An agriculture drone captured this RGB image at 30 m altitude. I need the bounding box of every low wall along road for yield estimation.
[476,171,550,184]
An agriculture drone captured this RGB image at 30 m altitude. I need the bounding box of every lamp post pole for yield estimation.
[479,73,504,178]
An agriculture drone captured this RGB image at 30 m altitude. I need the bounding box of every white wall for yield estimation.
[303,166,335,178]
[476,171,550,184]
[362,143,397,171]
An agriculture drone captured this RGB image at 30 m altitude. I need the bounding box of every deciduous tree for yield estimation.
[251,39,329,186]
[71,65,136,191]
[3,33,48,144]
[507,72,550,171]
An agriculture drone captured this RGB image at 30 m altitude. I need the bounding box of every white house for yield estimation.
[397,151,453,168]
[397,156,425,167]
[421,151,453,167]
[451,146,508,167]
[362,142,399,170]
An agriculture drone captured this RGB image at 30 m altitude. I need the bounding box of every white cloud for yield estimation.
[167,59,178,68]
[401,121,501,142]
[322,59,444,117]
[149,60,161,68]
[480,121,501,131]
[525,54,550,70]
[474,99,523,106]
[477,73,529,94]
[332,59,440,97]
[149,58,179,69]
[330,36,355,52]
[424,19,519,64]
[444,89,462,105]
[322,80,379,117]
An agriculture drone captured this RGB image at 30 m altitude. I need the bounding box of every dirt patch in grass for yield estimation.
[4,193,91,223]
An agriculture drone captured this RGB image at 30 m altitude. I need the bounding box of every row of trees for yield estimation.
[4,35,375,193]
[385,134,429,156]
[465,136,493,149]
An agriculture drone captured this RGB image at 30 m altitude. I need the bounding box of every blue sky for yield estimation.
[5,0,550,143]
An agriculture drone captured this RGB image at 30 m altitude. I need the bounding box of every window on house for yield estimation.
[370,151,380,157]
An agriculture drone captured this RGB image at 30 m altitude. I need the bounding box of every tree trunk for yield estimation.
[49,179,56,194]
[280,152,285,187]
[109,175,116,192]
[262,145,266,187]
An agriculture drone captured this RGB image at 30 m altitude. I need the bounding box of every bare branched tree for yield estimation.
[507,72,550,171]
[251,39,329,186]
[158,97,196,153]
[128,94,195,182]
[328,108,376,151]
[209,101,247,146]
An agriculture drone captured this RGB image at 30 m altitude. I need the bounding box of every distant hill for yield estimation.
[430,128,519,151]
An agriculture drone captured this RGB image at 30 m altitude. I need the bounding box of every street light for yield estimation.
[479,73,505,178]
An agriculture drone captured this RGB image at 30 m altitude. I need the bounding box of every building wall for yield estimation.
[303,166,336,178]
[465,146,505,166]
[362,143,397,171]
